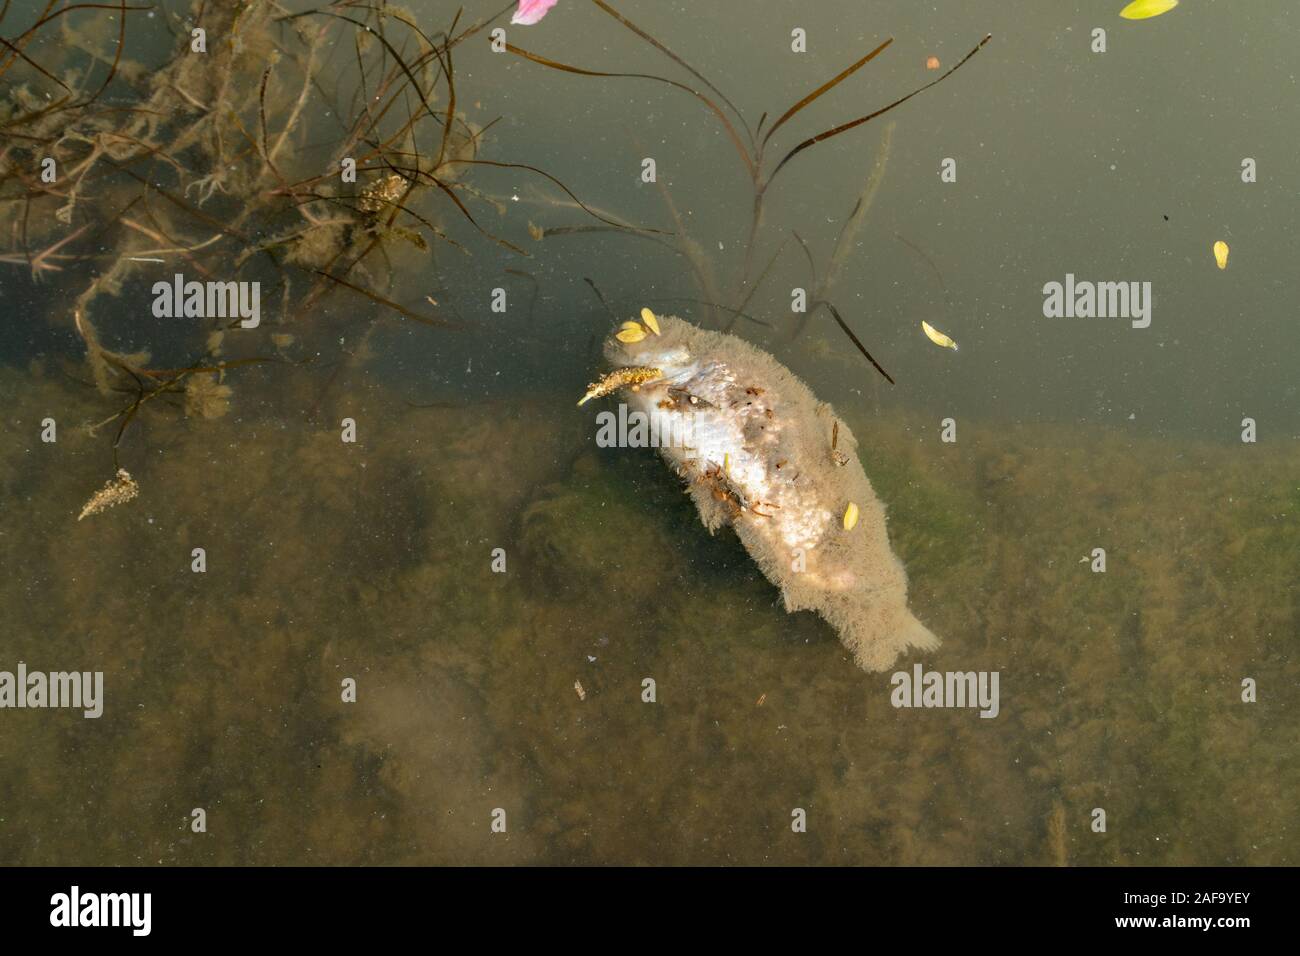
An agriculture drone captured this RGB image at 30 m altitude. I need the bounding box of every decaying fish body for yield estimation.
[588,313,939,673]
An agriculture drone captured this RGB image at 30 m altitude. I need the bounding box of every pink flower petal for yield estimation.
[511,0,558,26]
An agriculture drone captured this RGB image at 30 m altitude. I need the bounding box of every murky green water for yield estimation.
[1,0,1295,865]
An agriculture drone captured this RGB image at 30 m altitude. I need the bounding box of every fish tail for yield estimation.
[897,612,940,654]
[844,609,940,673]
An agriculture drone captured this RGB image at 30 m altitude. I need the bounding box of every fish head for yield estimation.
[602,314,697,381]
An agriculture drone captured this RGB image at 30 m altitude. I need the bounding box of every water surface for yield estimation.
[0,0,1295,865]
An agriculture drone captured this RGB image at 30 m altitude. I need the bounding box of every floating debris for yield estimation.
[616,321,648,344]
[577,365,663,406]
[640,307,661,336]
[921,320,959,351]
[1119,0,1179,20]
[184,372,234,420]
[357,173,408,217]
[513,0,559,26]
[78,469,139,521]
[756,693,767,707]
[926,56,941,70]
[573,679,586,701]
[1213,240,1230,270]
[843,501,860,530]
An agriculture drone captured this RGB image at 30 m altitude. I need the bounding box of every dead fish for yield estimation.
[583,313,939,673]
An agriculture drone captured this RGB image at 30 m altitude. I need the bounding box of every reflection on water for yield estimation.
[0,0,1296,866]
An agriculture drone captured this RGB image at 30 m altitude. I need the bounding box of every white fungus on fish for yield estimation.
[584,313,940,673]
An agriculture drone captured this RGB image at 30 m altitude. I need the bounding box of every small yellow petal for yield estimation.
[921,320,959,351]
[615,322,647,344]
[1119,0,1178,20]
[1213,240,1229,270]
[842,502,860,531]
[640,308,661,335]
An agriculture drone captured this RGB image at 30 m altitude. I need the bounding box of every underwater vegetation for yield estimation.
[508,1,991,381]
[0,365,1294,865]
[0,0,621,509]
[1,0,992,513]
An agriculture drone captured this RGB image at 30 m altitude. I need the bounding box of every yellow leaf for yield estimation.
[843,502,860,531]
[615,322,647,343]
[640,307,661,336]
[1213,240,1229,270]
[1119,0,1179,20]
[921,320,959,351]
